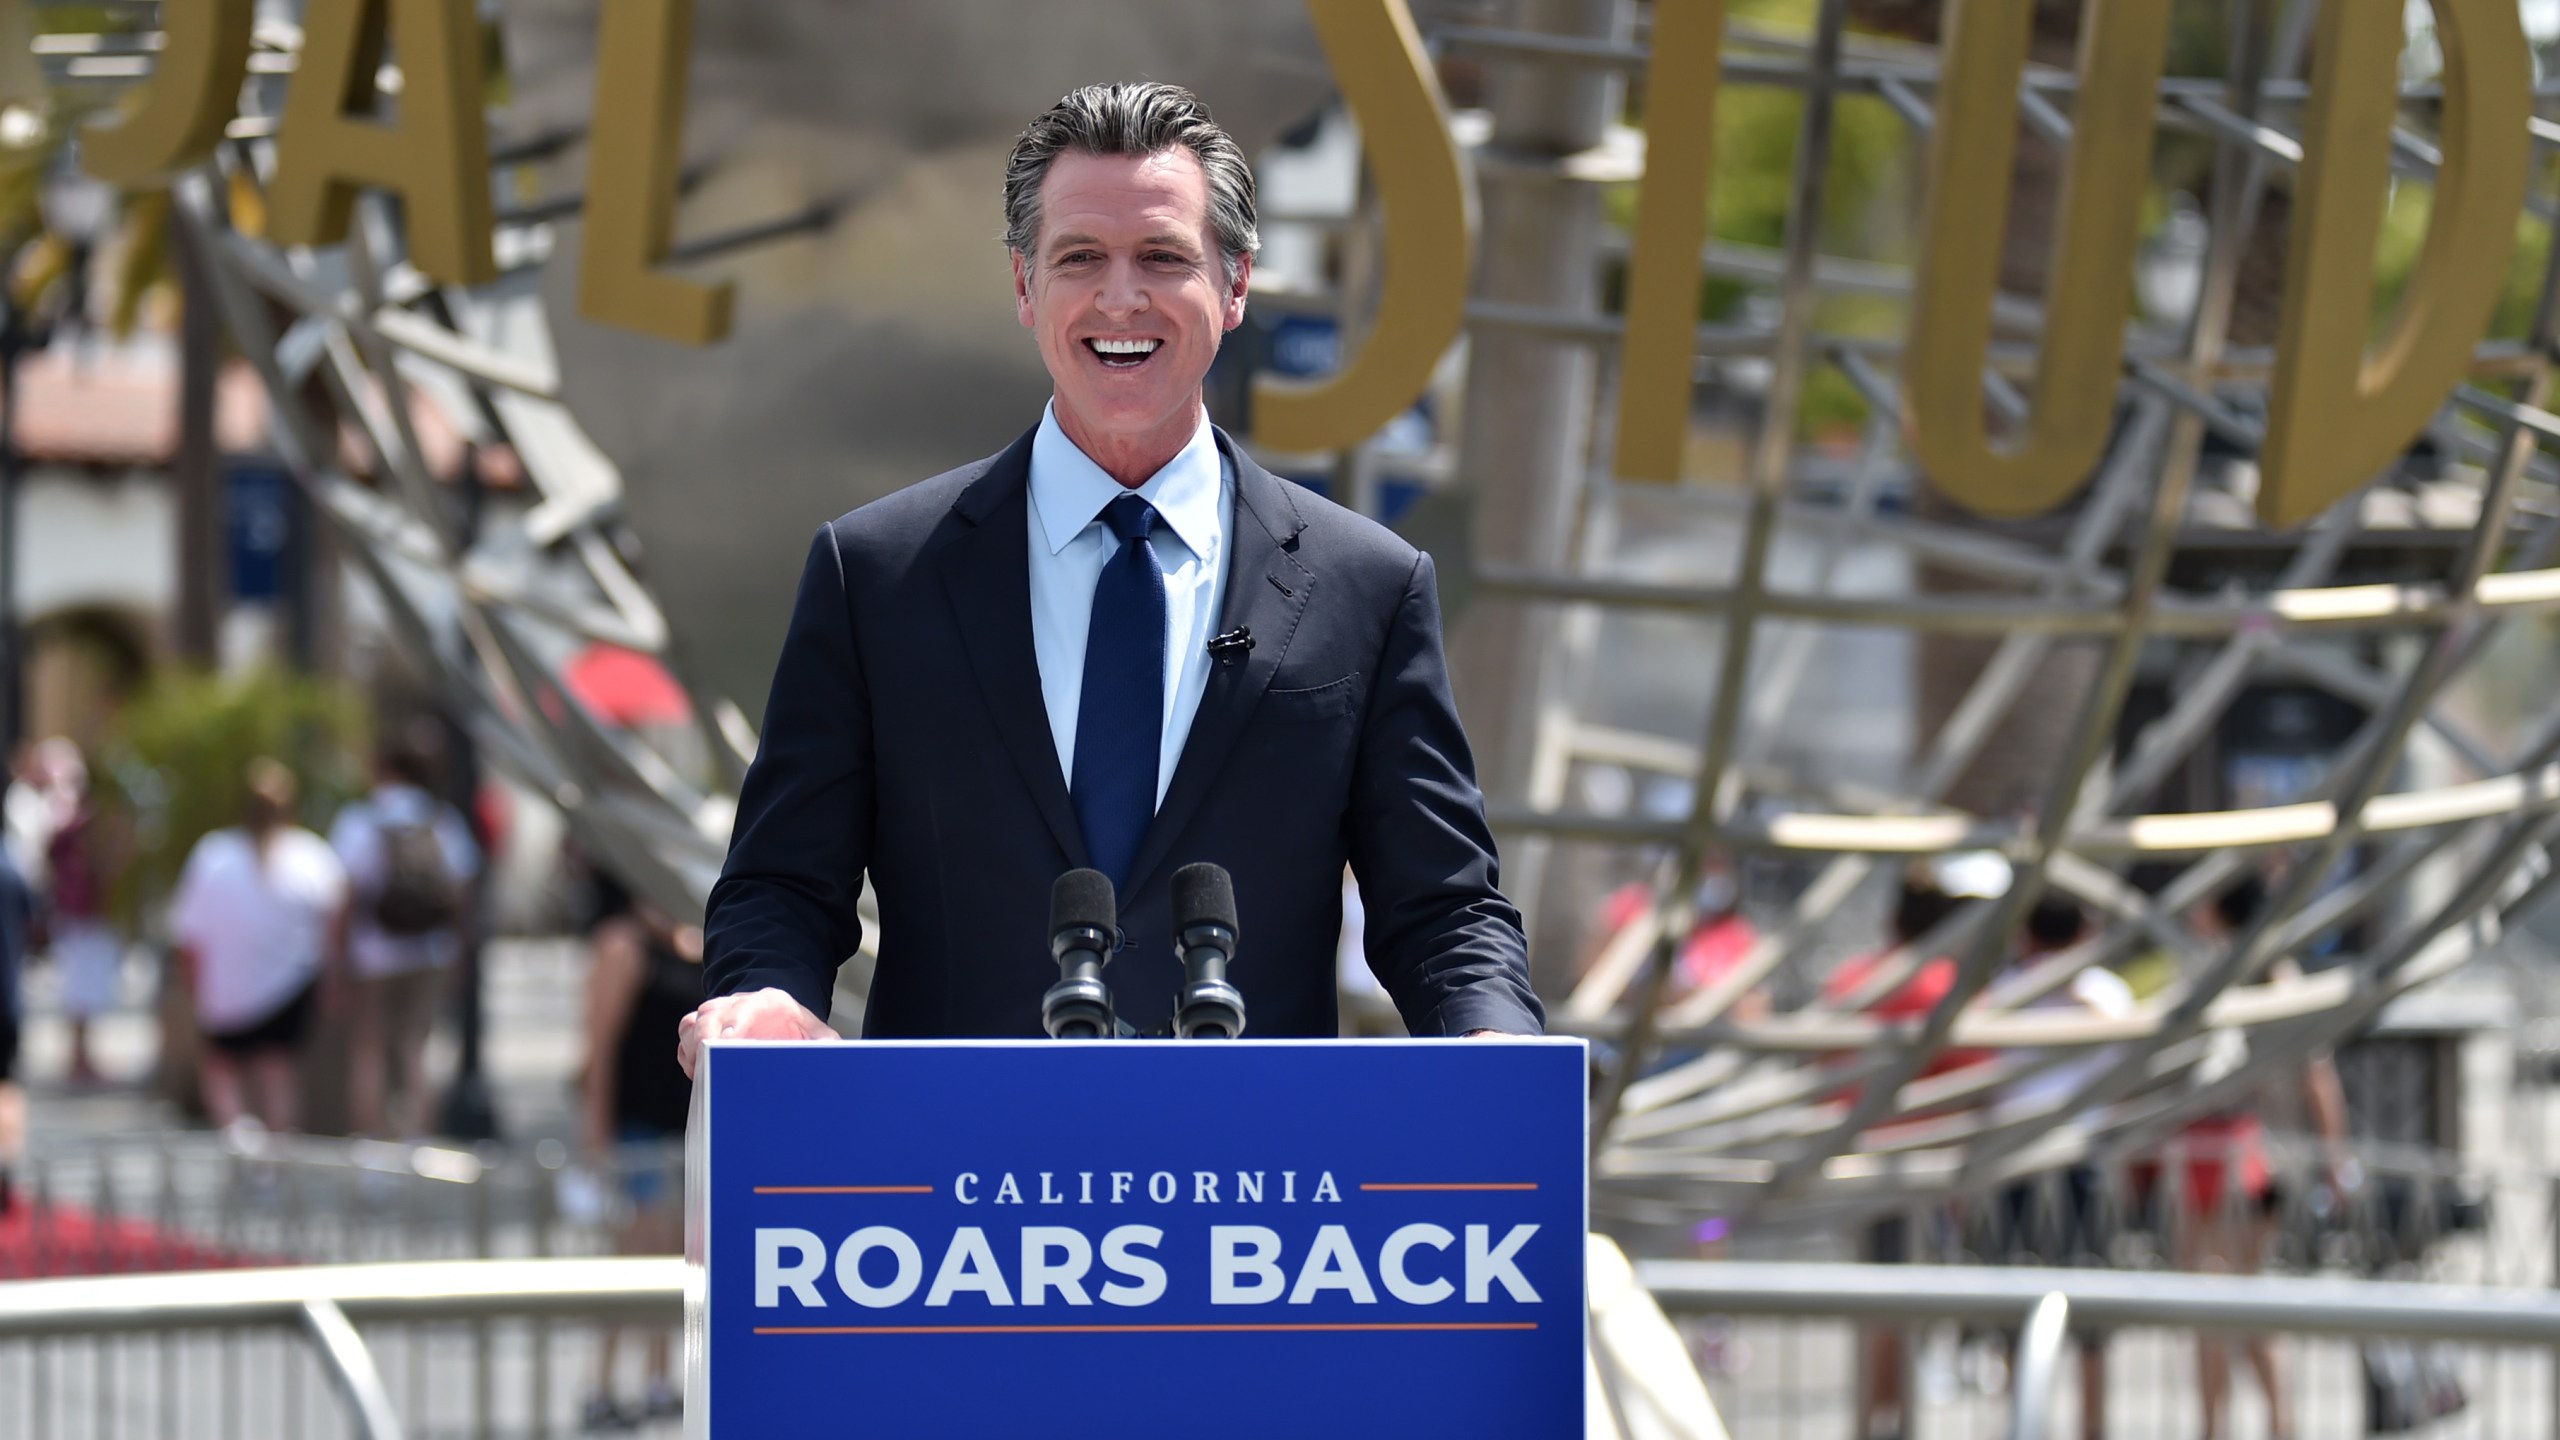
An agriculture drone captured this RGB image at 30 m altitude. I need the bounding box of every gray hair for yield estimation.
[1003,82,1260,284]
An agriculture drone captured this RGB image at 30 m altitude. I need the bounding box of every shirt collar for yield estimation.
[1030,401,1222,561]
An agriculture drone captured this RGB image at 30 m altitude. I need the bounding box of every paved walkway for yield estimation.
[14,935,595,1153]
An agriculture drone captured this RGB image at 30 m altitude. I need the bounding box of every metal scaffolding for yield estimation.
[40,2,2560,1234]
[1443,0,2560,1234]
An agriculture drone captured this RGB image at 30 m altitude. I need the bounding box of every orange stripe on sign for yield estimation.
[753,1322,1539,1336]
[1357,1183,1540,1192]
[751,1186,935,1195]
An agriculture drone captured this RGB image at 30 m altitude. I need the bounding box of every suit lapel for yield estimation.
[939,429,1089,868]
[1123,434,1311,894]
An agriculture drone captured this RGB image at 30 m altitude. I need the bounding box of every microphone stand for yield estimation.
[1042,869,1120,1040]
[1171,862,1247,1039]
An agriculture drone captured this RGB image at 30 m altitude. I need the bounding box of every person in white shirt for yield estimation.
[170,760,347,1134]
[328,732,480,1138]
[1996,897,2137,1119]
[1991,894,2132,1440]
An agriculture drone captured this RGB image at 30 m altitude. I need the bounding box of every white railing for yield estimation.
[9,1254,2560,1437]
[0,1257,684,1439]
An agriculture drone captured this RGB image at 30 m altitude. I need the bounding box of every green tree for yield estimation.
[91,668,369,930]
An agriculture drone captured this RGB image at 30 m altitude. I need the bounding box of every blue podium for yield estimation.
[686,1038,1587,1437]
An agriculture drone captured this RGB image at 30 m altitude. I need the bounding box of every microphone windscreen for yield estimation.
[1050,868,1117,936]
[1171,862,1239,934]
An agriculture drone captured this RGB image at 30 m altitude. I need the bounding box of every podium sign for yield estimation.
[692,1038,1586,1436]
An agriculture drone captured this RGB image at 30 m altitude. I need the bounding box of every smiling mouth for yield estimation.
[1085,337,1162,371]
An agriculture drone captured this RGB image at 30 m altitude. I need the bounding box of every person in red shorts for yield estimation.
[2153,873,2354,1440]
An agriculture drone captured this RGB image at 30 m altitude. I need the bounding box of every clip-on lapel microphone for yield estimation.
[1207,627,1254,666]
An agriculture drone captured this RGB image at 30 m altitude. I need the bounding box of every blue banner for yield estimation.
[694,1039,1587,1437]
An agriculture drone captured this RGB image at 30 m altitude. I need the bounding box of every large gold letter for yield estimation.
[1251,0,1472,453]
[1612,0,1729,483]
[576,0,728,345]
[1904,0,2173,517]
[266,0,495,286]
[79,0,254,185]
[0,0,44,130]
[2259,0,2528,528]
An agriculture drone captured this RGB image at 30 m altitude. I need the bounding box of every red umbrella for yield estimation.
[564,643,693,727]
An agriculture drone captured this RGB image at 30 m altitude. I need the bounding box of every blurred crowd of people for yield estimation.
[0,714,700,1427]
[0,728,484,1209]
[172,733,484,1139]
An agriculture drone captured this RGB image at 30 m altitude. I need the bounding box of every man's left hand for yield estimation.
[678,987,837,1078]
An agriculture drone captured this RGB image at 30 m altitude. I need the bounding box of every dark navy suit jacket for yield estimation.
[703,425,1543,1039]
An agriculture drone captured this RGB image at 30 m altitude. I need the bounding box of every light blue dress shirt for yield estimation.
[1027,401,1234,808]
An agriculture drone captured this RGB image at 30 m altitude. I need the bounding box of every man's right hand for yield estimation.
[678,987,837,1078]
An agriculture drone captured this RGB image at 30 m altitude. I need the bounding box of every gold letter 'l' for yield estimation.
[79,0,254,185]
[2259,0,2528,529]
[577,0,730,345]
[1612,0,1728,483]
[1904,0,2173,518]
[266,0,496,287]
[1251,0,1473,453]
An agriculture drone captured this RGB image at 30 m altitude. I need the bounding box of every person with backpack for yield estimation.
[329,728,480,1138]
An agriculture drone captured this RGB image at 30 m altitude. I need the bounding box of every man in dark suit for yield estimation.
[680,81,1539,1070]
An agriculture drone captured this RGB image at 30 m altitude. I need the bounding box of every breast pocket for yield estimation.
[1261,674,1365,723]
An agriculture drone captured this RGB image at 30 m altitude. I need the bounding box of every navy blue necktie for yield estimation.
[1072,493,1167,890]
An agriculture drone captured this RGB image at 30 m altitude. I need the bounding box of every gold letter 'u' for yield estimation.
[1612,0,1729,483]
[79,0,255,185]
[1251,0,1474,454]
[1904,0,2173,518]
[2258,0,2529,529]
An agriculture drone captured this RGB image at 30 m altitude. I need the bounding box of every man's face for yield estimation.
[1014,147,1249,452]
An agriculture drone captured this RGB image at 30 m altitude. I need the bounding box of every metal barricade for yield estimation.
[6,1253,2560,1437]
[1633,1129,2546,1438]
[1,1130,687,1277]
[0,1133,690,1438]
[1647,1260,2560,1439]
[0,1257,684,1440]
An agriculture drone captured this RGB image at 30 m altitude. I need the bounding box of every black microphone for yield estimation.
[1042,869,1119,1040]
[1170,862,1247,1039]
